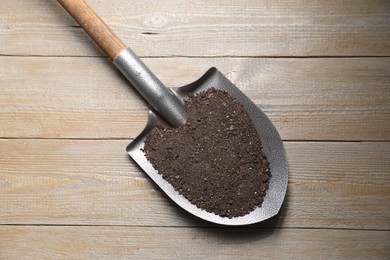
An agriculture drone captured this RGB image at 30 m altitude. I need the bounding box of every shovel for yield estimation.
[58,0,288,225]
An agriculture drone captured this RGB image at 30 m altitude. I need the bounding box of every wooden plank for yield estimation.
[1,0,389,57]
[0,226,389,259]
[1,56,389,140]
[0,139,389,229]
[0,57,390,140]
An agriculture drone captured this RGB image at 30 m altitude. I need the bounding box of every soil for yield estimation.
[143,88,271,218]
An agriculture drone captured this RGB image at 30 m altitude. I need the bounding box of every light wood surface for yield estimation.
[1,57,389,140]
[1,226,389,259]
[1,0,389,259]
[1,139,389,229]
[1,0,389,57]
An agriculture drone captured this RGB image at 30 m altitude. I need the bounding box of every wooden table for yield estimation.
[1,0,389,259]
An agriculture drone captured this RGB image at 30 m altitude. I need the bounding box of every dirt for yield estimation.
[143,88,271,218]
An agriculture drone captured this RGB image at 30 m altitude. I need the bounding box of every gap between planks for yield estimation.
[1,137,390,143]
[2,54,390,58]
[0,223,388,232]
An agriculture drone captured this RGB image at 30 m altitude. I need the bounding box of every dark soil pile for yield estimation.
[143,88,271,218]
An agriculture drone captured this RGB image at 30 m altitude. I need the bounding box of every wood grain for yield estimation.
[1,139,389,229]
[1,226,389,259]
[0,0,389,57]
[1,56,389,140]
[1,1,390,258]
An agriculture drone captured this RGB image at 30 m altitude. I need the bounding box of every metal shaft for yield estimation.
[114,48,187,127]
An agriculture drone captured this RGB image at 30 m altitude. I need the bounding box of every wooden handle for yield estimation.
[58,0,126,60]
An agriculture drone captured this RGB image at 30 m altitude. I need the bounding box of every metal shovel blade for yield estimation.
[127,68,288,226]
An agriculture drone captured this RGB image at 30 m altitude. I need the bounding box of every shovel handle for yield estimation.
[58,0,126,60]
